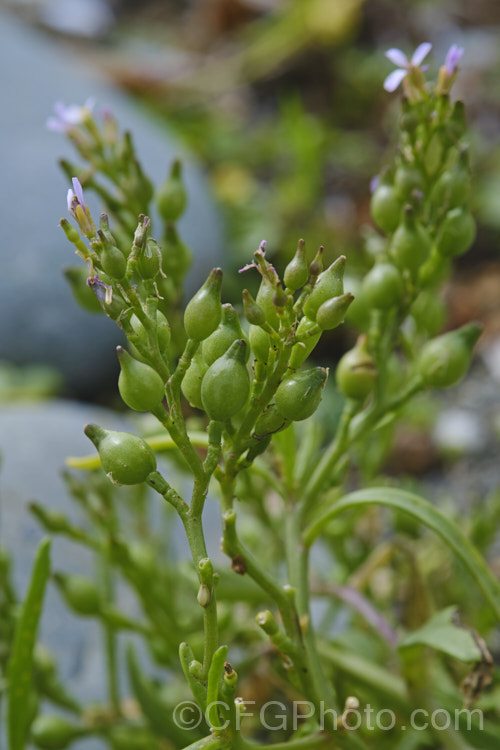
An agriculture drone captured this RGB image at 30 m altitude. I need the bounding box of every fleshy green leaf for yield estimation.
[7,538,51,750]
[399,606,482,662]
[304,487,500,620]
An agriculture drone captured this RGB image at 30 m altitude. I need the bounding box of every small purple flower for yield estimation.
[444,44,464,76]
[383,42,432,92]
[46,98,95,132]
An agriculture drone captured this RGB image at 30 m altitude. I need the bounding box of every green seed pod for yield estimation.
[242,289,266,327]
[64,267,102,314]
[202,304,249,365]
[117,347,165,411]
[316,293,354,331]
[303,256,346,321]
[390,207,431,279]
[275,367,327,421]
[136,239,162,280]
[160,224,191,279]
[394,164,423,200]
[361,263,404,310]
[435,208,476,258]
[249,324,271,362]
[184,268,223,340]
[201,339,250,421]
[31,715,83,750]
[284,238,309,290]
[54,573,101,616]
[156,159,187,223]
[410,291,446,337]
[97,229,127,279]
[418,322,482,388]
[336,336,377,400]
[84,424,157,485]
[256,279,280,330]
[370,183,402,234]
[289,316,321,369]
[253,403,291,438]
[181,351,208,409]
[129,311,171,353]
[430,151,470,212]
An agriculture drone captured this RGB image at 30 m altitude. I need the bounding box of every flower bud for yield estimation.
[336,336,377,400]
[242,289,266,327]
[129,311,171,353]
[435,208,476,258]
[84,424,157,485]
[64,267,102,314]
[256,278,280,330]
[53,573,101,616]
[156,159,187,222]
[184,268,223,340]
[308,246,324,281]
[370,181,402,234]
[390,207,431,278]
[303,256,345,321]
[316,293,354,331]
[272,282,289,309]
[31,715,84,750]
[201,339,250,421]
[284,238,309,290]
[249,324,271,363]
[117,346,165,411]
[202,304,249,365]
[181,351,208,409]
[253,403,291,439]
[136,238,162,280]
[417,322,482,388]
[275,367,328,421]
[361,263,404,310]
[97,229,127,280]
[289,316,321,369]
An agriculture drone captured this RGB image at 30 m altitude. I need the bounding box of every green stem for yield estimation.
[285,509,336,715]
[301,400,358,519]
[182,735,226,750]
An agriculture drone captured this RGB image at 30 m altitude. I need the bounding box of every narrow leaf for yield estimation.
[305,487,500,620]
[7,538,51,750]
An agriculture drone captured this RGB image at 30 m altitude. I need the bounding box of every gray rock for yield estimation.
[0,9,223,395]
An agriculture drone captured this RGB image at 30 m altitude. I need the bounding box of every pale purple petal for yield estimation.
[444,44,464,75]
[239,262,257,274]
[411,42,432,66]
[46,117,66,132]
[72,177,85,208]
[67,189,75,213]
[385,48,408,67]
[383,68,407,92]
